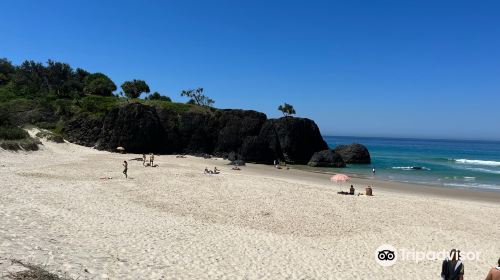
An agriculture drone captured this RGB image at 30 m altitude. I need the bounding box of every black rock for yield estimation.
[271,117,328,164]
[333,143,371,164]
[64,114,103,147]
[96,103,165,153]
[308,150,346,167]
[240,120,283,164]
[62,102,329,165]
[214,109,267,155]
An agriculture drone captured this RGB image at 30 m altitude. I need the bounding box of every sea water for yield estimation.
[323,136,500,192]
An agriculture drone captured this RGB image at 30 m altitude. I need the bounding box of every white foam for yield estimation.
[443,183,500,190]
[454,159,500,166]
[465,167,500,175]
[392,166,431,171]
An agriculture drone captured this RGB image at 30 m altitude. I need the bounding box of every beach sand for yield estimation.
[1,135,499,279]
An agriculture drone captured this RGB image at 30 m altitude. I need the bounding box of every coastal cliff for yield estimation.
[64,102,328,164]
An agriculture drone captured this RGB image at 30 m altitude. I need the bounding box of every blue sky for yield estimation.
[2,0,500,140]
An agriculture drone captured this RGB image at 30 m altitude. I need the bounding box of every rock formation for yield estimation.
[308,150,346,167]
[333,143,371,164]
[63,102,328,164]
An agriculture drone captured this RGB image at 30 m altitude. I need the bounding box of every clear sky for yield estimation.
[2,0,500,140]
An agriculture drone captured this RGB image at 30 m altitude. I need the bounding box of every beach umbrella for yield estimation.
[330,174,350,192]
[116,146,125,153]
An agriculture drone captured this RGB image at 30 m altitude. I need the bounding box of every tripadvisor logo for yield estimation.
[374,244,481,267]
[375,244,397,267]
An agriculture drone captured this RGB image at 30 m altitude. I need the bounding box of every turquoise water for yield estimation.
[324,136,500,192]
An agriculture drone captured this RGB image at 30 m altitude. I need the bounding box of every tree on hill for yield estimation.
[180,87,214,107]
[121,79,150,99]
[0,58,15,85]
[83,73,116,96]
[45,60,78,97]
[146,91,171,102]
[278,103,296,116]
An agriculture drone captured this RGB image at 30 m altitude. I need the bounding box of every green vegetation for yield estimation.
[0,57,212,149]
[83,72,117,96]
[0,126,29,140]
[121,79,150,99]
[278,103,296,116]
[36,130,64,143]
[145,91,171,102]
[0,126,40,151]
[180,87,215,107]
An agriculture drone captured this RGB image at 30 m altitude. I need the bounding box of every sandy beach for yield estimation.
[1,136,499,279]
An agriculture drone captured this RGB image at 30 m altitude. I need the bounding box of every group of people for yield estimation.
[338,185,373,196]
[204,167,220,174]
[274,159,289,170]
[122,153,157,178]
[142,153,156,167]
[441,250,500,280]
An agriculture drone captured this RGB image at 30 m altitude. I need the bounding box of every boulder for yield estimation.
[271,117,328,164]
[308,150,346,167]
[333,143,371,164]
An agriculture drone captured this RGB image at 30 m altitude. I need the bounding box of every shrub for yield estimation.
[36,130,64,143]
[0,137,40,151]
[79,95,123,117]
[0,126,29,140]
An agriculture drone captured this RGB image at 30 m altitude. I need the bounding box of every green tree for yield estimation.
[121,79,150,99]
[180,87,214,107]
[11,60,47,97]
[278,103,296,116]
[146,91,171,102]
[45,60,75,97]
[0,58,15,85]
[83,73,117,96]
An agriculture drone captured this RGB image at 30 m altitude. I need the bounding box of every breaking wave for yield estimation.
[453,159,500,166]
[392,166,431,171]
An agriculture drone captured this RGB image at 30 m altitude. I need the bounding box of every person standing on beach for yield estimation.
[441,249,464,280]
[484,258,500,280]
[372,168,376,175]
[142,154,146,166]
[150,153,155,167]
[123,161,128,178]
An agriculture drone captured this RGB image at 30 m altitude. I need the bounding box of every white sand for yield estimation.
[1,134,499,279]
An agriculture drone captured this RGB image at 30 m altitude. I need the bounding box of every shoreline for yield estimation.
[244,163,500,204]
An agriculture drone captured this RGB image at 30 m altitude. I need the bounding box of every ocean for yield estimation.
[322,136,500,192]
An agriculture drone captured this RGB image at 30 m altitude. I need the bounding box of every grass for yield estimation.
[0,137,41,151]
[78,95,125,118]
[0,126,29,140]
[0,126,41,151]
[139,99,213,114]
[6,259,72,280]
[35,130,64,143]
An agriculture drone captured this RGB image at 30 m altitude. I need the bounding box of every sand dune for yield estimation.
[1,136,499,279]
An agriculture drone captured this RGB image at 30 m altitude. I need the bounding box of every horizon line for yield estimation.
[322,134,500,143]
